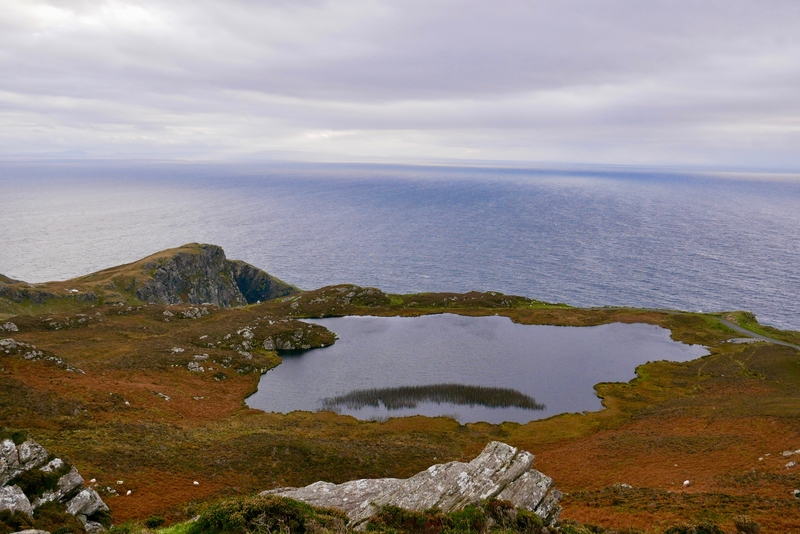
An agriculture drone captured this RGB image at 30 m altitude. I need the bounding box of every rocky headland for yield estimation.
[0,244,298,316]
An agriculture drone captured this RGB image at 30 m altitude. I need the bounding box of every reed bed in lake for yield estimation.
[320,383,545,411]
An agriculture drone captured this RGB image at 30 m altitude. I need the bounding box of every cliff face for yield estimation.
[0,244,299,313]
[135,245,243,306]
[230,259,298,304]
[126,244,299,307]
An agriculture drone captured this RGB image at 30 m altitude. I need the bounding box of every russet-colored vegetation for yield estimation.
[2,282,799,532]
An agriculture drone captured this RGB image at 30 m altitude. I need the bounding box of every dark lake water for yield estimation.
[245,314,709,423]
[1,161,799,330]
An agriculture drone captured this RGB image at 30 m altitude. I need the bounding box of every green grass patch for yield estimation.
[189,494,348,534]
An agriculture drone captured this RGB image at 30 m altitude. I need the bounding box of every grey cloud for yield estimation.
[1,0,799,165]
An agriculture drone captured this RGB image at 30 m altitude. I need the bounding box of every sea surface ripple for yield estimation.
[1,161,798,330]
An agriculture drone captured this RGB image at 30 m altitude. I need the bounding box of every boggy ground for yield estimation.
[1,286,799,532]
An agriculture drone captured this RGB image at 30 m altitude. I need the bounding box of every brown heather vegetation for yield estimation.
[2,286,800,532]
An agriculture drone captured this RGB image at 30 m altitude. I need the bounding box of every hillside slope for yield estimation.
[0,244,298,316]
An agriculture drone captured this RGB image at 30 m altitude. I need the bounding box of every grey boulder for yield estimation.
[1,439,21,485]
[17,441,48,472]
[1,439,47,486]
[264,441,561,526]
[66,488,108,517]
[33,467,84,508]
[0,485,34,517]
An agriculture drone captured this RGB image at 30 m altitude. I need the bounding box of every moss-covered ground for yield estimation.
[2,286,799,533]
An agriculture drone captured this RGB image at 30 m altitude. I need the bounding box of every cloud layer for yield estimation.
[2,0,800,166]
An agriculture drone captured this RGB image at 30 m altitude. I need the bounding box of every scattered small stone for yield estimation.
[758,457,764,461]
[683,480,691,487]
[192,396,205,400]
[163,310,174,317]
[171,347,184,353]
[782,450,796,457]
[126,490,132,496]
[155,392,170,401]
[89,479,96,483]
[187,362,205,373]
[793,489,800,499]
[124,401,130,406]
[193,481,199,486]
[0,322,18,332]
[193,354,209,361]
[116,481,123,485]
[786,461,796,469]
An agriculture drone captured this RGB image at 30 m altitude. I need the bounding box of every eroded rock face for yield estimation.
[264,441,562,526]
[0,439,21,486]
[133,244,298,307]
[17,441,48,472]
[33,467,84,508]
[1,437,109,532]
[0,485,33,517]
[230,260,298,304]
[66,488,108,517]
[1,439,47,486]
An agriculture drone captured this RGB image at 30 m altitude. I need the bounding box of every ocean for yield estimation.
[1,160,798,330]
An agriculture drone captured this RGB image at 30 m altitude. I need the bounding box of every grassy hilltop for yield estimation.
[0,243,298,319]
[1,245,799,533]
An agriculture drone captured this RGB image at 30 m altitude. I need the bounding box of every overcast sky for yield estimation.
[2,0,800,168]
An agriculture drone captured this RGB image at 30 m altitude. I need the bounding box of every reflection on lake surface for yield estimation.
[320,384,545,412]
[246,314,708,424]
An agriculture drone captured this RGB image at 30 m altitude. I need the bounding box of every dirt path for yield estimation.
[718,317,800,350]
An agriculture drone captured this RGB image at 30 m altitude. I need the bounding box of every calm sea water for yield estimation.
[1,160,798,329]
[246,315,708,423]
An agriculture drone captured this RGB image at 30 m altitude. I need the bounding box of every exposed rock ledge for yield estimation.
[1,437,109,533]
[264,441,562,528]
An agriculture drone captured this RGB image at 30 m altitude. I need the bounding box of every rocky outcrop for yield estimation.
[1,244,298,313]
[132,245,298,307]
[0,284,58,305]
[0,485,33,516]
[230,260,298,304]
[1,439,48,486]
[33,467,84,507]
[264,441,562,527]
[1,437,109,533]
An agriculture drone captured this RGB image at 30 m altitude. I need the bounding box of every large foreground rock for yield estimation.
[264,441,562,527]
